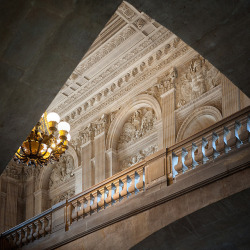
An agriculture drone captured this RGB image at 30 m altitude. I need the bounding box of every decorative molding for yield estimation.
[176,105,222,142]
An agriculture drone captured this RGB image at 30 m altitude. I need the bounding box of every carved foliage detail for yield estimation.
[118,107,156,149]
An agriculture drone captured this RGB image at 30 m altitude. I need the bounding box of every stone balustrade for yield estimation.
[1,209,52,248]
[1,106,249,248]
[66,162,145,228]
[166,107,250,183]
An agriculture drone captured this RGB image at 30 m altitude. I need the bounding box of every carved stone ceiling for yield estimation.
[47,2,194,136]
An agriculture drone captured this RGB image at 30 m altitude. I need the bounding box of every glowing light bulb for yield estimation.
[51,143,56,148]
[48,148,52,153]
[58,122,70,132]
[47,112,60,123]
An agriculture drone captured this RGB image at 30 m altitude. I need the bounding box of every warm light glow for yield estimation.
[58,122,70,132]
[67,134,71,141]
[51,143,56,148]
[48,148,52,153]
[47,112,60,123]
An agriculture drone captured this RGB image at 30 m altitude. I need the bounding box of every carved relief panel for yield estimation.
[117,107,158,169]
[49,154,75,205]
[176,56,221,109]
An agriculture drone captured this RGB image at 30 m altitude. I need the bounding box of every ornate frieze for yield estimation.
[65,43,189,135]
[52,27,172,116]
[118,108,156,150]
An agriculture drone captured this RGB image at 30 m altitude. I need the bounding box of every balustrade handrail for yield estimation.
[68,149,165,203]
[0,207,53,237]
[168,105,250,152]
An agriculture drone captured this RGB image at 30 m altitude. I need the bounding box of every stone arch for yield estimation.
[176,106,222,142]
[106,94,162,150]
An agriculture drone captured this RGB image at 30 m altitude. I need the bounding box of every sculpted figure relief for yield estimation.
[177,56,221,108]
[49,155,75,189]
[118,108,156,149]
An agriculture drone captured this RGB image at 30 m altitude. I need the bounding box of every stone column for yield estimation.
[81,140,93,191]
[161,88,176,148]
[94,132,106,184]
[222,77,240,118]
[25,176,35,220]
[34,189,49,215]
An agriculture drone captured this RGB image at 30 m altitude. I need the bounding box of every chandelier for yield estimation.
[14,112,71,167]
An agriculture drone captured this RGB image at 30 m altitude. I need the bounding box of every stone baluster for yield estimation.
[172,152,179,179]
[135,167,145,192]
[118,180,124,201]
[83,195,91,216]
[27,223,34,242]
[224,126,231,154]
[44,214,51,233]
[127,173,136,197]
[205,134,213,160]
[90,193,97,214]
[202,137,209,164]
[191,143,199,169]
[21,226,28,244]
[119,176,128,199]
[16,229,23,247]
[238,115,250,143]
[112,180,120,203]
[212,132,220,159]
[104,185,112,208]
[76,197,84,218]
[181,148,188,173]
[38,217,46,236]
[235,121,243,148]
[97,189,105,212]
[33,220,41,239]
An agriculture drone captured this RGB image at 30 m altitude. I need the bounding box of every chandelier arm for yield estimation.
[20,145,26,156]
[28,139,32,156]
[37,140,42,156]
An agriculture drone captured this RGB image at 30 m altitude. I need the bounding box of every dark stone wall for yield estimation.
[0,0,121,173]
[132,188,250,250]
